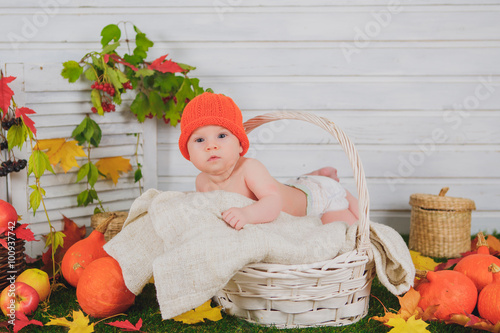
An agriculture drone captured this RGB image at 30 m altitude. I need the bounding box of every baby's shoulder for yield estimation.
[238,157,265,170]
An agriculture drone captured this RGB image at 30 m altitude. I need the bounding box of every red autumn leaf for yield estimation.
[148,55,184,73]
[446,312,499,332]
[13,224,37,242]
[434,257,464,271]
[110,54,138,71]
[41,215,86,275]
[0,75,15,116]
[15,107,37,135]
[103,54,110,64]
[13,312,43,333]
[106,318,143,331]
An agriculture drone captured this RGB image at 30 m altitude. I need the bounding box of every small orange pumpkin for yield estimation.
[61,214,116,287]
[416,270,477,320]
[454,232,500,291]
[478,264,500,325]
[76,256,135,318]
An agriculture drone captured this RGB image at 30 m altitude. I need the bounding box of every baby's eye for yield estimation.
[218,133,227,139]
[194,138,204,143]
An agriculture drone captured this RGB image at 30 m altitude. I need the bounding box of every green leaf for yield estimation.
[177,62,196,72]
[29,186,42,214]
[134,168,142,183]
[153,73,179,94]
[88,163,99,187]
[28,150,54,178]
[101,24,121,47]
[101,41,120,55]
[89,119,102,147]
[130,92,149,122]
[91,55,104,71]
[72,117,88,138]
[83,67,98,82]
[107,68,123,90]
[61,61,83,83]
[77,190,90,207]
[89,189,99,200]
[135,68,155,78]
[83,120,95,143]
[76,162,90,183]
[133,26,153,60]
[115,69,129,84]
[94,207,103,214]
[148,90,165,118]
[45,230,65,251]
[123,53,142,67]
[90,89,103,115]
[7,124,27,150]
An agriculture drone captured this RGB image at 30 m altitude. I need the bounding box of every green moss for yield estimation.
[2,232,497,332]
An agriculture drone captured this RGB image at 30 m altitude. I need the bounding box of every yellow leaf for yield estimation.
[410,250,439,272]
[36,138,86,173]
[95,156,132,185]
[172,300,223,324]
[387,315,431,333]
[46,310,95,333]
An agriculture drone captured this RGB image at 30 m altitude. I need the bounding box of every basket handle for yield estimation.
[243,111,371,254]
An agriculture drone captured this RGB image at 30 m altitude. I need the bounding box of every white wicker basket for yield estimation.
[214,111,375,328]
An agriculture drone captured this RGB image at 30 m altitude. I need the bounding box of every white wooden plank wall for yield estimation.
[1,0,499,256]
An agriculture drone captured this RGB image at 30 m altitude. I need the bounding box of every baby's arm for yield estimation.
[222,159,282,230]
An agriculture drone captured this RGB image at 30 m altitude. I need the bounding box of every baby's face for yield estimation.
[187,125,243,175]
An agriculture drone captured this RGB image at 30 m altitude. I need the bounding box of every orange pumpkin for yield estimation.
[76,256,135,318]
[454,232,500,291]
[478,264,500,325]
[416,270,477,320]
[61,214,116,287]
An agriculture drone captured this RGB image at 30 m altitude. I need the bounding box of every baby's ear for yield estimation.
[239,143,243,154]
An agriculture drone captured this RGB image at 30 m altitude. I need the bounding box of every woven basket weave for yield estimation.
[214,111,374,328]
[0,229,26,291]
[91,211,128,242]
[409,187,476,258]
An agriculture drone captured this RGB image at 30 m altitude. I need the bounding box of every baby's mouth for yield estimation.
[208,155,220,162]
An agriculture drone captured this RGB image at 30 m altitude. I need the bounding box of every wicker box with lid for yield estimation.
[409,187,476,258]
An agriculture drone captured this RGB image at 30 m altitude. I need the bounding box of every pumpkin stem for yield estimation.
[415,269,428,280]
[488,263,500,274]
[476,232,489,249]
[95,213,118,234]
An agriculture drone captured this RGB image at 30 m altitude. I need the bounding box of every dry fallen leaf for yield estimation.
[172,300,223,324]
[487,235,500,253]
[36,138,86,172]
[410,251,439,273]
[95,156,132,185]
[46,310,95,333]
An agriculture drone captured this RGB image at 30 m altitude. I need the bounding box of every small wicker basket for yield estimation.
[409,187,476,258]
[91,211,128,242]
[0,229,26,291]
[214,111,374,328]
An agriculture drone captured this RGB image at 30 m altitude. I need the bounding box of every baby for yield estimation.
[178,92,359,230]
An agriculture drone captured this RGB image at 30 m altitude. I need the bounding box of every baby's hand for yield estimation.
[221,207,249,230]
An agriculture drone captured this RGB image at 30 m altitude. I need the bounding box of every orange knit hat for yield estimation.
[178,92,249,160]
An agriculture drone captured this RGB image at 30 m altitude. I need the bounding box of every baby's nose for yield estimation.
[206,142,218,150]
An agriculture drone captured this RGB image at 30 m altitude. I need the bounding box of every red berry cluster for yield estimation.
[91,82,116,96]
[91,102,116,114]
[123,81,133,90]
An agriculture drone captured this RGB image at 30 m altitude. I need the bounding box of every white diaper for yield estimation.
[284,175,349,217]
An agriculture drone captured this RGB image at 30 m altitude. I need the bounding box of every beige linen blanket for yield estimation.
[104,189,415,319]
